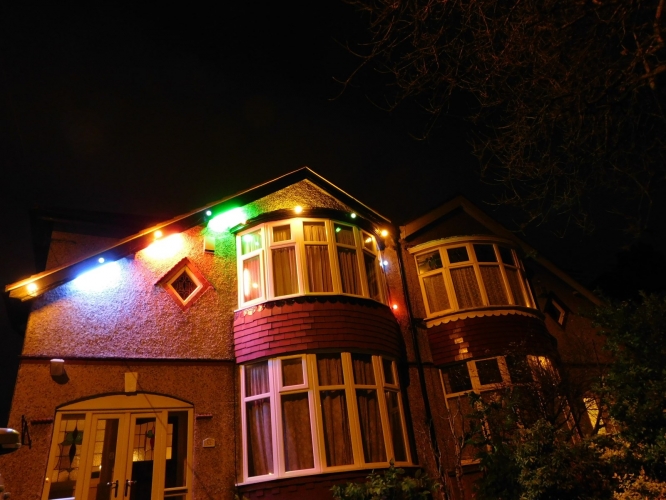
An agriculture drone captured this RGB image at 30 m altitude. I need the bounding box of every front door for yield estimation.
[43,396,192,500]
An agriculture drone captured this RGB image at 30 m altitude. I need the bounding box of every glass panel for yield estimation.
[303,222,327,242]
[473,244,497,262]
[282,358,304,386]
[364,252,380,301]
[87,418,120,500]
[272,247,298,296]
[423,274,450,313]
[338,248,361,295]
[480,266,508,305]
[447,247,469,263]
[273,224,291,242]
[442,364,472,393]
[246,362,270,397]
[317,354,345,386]
[48,414,86,500]
[499,246,515,266]
[352,355,375,385]
[242,256,261,302]
[476,359,503,385]
[334,224,355,246]
[356,389,386,463]
[416,251,442,275]
[385,391,407,462]
[320,390,353,466]
[281,393,314,471]
[506,268,527,306]
[241,231,262,254]
[130,418,157,500]
[164,411,188,489]
[305,245,333,292]
[450,266,483,308]
[362,233,376,252]
[382,359,395,385]
[246,398,273,477]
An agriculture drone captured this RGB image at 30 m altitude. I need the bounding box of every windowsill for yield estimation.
[235,293,390,314]
[425,305,543,327]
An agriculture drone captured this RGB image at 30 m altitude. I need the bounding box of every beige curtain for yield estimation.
[423,274,450,313]
[281,393,314,471]
[364,253,380,301]
[303,222,327,242]
[334,226,355,245]
[305,245,333,292]
[356,389,386,463]
[506,268,527,306]
[450,266,482,309]
[246,363,273,477]
[272,247,298,296]
[480,266,508,305]
[243,256,261,301]
[317,355,353,466]
[338,248,361,295]
[385,390,407,461]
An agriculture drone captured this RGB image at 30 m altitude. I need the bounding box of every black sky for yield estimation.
[0,2,640,425]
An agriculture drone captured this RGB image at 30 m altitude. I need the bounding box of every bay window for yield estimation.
[237,219,385,307]
[413,240,534,318]
[240,353,410,483]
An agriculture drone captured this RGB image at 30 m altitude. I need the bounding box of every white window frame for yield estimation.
[239,353,411,484]
[236,219,386,308]
[413,239,535,318]
[439,356,512,402]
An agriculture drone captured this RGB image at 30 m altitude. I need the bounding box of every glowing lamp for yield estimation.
[208,207,246,233]
[26,283,38,294]
[335,227,341,233]
[382,260,389,266]
[380,230,389,237]
[205,210,212,216]
[392,304,399,310]
[350,213,357,219]
[294,205,303,214]
[154,230,163,239]
[72,262,122,292]
[98,257,105,264]
[143,233,184,259]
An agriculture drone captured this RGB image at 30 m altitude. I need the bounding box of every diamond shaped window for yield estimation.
[156,258,211,311]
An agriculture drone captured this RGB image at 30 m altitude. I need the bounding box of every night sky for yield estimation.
[0,3,640,425]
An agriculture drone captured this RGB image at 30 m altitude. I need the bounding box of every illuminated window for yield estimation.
[237,220,386,307]
[156,258,211,311]
[413,240,535,318]
[240,353,410,483]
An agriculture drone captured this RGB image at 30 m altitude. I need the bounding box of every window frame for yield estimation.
[413,239,535,319]
[236,219,386,308]
[239,353,411,484]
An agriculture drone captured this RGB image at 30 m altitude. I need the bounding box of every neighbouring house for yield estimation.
[1,168,602,500]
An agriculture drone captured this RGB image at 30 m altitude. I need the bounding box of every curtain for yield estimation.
[334,225,355,245]
[273,225,291,242]
[317,355,353,466]
[364,253,380,301]
[352,355,375,385]
[305,245,333,292]
[506,268,527,306]
[272,247,298,296]
[480,266,508,305]
[281,393,314,471]
[281,358,303,386]
[422,274,450,313]
[241,231,262,254]
[356,389,386,463]
[338,248,361,295]
[303,222,327,242]
[385,391,407,462]
[450,266,482,309]
[243,256,261,301]
[245,362,273,477]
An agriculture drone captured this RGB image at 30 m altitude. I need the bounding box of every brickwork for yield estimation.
[233,296,403,363]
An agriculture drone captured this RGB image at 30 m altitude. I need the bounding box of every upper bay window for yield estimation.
[413,239,535,318]
[237,219,385,307]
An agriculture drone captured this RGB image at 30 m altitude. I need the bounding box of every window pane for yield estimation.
[243,256,261,301]
[334,224,355,246]
[247,398,273,477]
[282,358,304,386]
[317,354,345,386]
[480,266,508,305]
[338,248,361,295]
[475,359,503,385]
[447,247,469,263]
[416,251,443,275]
[273,224,291,242]
[88,418,119,500]
[320,390,353,466]
[282,393,314,471]
[385,391,407,462]
[442,364,472,393]
[272,247,298,296]
[382,358,395,385]
[356,389,386,463]
[499,246,515,266]
[49,414,86,499]
[473,244,497,262]
[363,233,376,252]
[423,274,450,313]
[246,362,269,397]
[450,267,483,308]
[305,245,333,292]
[506,268,527,306]
[303,222,327,242]
[241,231,262,254]
[352,355,375,385]
[164,411,188,489]
[364,252,380,301]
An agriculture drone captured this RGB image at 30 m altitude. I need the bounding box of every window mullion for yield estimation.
[269,359,282,477]
[341,353,364,466]
[327,220,343,294]
[467,361,481,392]
[373,356,393,464]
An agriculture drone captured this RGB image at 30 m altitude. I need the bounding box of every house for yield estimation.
[1,168,601,500]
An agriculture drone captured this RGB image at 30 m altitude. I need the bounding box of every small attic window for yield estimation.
[544,295,567,327]
[156,258,211,311]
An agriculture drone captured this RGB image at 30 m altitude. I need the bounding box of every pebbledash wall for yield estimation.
[1,171,601,500]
